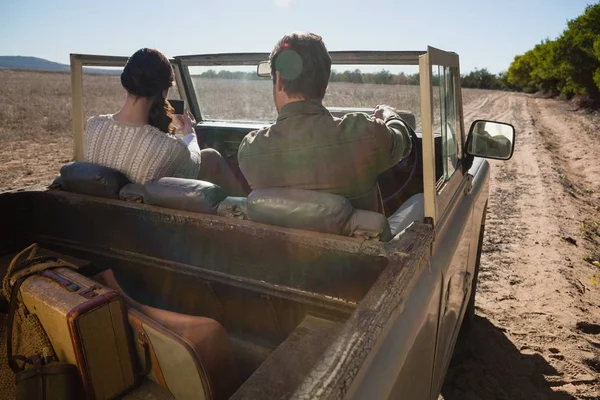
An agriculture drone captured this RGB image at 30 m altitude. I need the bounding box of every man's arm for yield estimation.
[371,105,413,171]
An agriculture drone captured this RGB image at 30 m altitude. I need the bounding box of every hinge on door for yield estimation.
[463,272,472,295]
[443,282,451,315]
[464,175,473,195]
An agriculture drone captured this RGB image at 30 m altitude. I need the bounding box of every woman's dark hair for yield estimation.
[121,48,175,133]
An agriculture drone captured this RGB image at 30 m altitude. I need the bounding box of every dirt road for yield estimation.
[442,92,600,399]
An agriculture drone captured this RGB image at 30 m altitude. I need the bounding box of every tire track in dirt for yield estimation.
[462,94,491,122]
[442,92,600,400]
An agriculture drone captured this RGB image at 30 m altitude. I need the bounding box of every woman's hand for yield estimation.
[177,110,197,134]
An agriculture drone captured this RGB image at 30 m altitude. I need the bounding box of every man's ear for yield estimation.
[275,71,285,93]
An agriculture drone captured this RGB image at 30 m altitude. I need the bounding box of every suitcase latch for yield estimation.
[79,285,100,299]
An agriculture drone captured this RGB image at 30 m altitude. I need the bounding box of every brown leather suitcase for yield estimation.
[127,306,241,400]
[18,267,136,400]
[129,308,216,400]
[96,270,240,400]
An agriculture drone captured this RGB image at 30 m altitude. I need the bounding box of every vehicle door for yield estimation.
[419,47,477,398]
[347,48,474,400]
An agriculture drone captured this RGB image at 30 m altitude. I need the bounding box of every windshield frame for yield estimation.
[174,51,426,122]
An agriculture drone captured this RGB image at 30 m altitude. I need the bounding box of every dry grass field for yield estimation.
[0,69,478,190]
[190,77,479,131]
[191,77,440,127]
[1,69,600,399]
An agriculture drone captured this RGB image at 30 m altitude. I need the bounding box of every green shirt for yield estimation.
[238,100,412,210]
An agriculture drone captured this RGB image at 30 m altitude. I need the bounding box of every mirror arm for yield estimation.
[464,131,473,157]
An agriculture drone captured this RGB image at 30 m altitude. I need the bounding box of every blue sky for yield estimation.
[0,0,595,73]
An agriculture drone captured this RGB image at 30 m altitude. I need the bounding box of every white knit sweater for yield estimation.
[84,115,201,184]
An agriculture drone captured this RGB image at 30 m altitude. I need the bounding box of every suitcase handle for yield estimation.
[41,270,80,292]
[135,328,169,391]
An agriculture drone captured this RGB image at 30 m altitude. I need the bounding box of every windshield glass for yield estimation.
[188,64,428,131]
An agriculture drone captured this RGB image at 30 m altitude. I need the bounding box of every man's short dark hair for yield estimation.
[270,32,332,100]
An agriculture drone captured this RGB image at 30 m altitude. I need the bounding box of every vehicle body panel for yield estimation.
[349,258,440,399]
[0,189,434,400]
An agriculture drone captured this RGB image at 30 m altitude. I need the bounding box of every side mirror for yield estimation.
[466,120,515,160]
[257,61,271,78]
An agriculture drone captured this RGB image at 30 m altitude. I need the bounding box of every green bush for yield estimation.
[507,3,600,106]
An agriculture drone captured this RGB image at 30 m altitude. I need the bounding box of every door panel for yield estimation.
[464,159,491,298]
[430,184,474,394]
[386,270,441,400]
[420,47,475,397]
[346,255,439,400]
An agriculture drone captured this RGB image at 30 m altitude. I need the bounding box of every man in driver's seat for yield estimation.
[238,32,412,212]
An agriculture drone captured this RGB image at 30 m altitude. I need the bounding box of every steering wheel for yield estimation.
[378,124,420,217]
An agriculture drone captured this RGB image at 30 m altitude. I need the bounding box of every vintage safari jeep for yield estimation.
[0,47,515,399]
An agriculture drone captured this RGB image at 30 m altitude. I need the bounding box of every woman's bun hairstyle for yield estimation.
[121,48,176,133]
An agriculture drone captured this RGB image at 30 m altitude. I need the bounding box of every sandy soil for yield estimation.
[442,93,600,400]
[1,90,599,399]
[0,136,72,191]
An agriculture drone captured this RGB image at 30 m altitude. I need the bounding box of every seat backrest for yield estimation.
[56,163,226,215]
[119,178,226,215]
[56,163,389,240]
[58,162,131,199]
[247,188,391,241]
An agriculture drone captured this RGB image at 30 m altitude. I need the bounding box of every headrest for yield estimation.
[58,162,131,199]
[247,189,391,240]
[120,178,226,214]
[248,189,352,235]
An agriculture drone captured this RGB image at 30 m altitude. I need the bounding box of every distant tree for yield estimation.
[406,73,420,85]
[202,69,218,78]
[594,37,600,90]
[507,53,535,92]
[197,69,262,80]
[372,70,393,85]
[349,69,363,84]
[462,68,503,89]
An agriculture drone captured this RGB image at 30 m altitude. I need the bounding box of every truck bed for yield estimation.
[0,189,432,398]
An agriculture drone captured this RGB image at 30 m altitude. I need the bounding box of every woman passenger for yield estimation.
[84,48,246,196]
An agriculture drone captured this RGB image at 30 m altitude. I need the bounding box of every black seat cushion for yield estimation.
[247,189,354,235]
[247,189,391,240]
[123,178,227,214]
[59,162,131,199]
